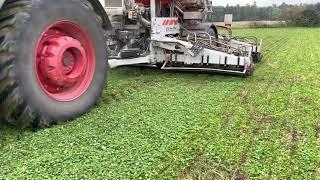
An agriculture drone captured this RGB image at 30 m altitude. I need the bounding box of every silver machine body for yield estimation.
[102,0,263,75]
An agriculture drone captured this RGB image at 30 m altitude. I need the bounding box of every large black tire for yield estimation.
[0,0,108,128]
[208,25,219,46]
[252,52,263,63]
[208,26,218,40]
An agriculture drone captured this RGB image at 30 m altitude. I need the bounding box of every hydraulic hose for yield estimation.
[137,13,151,28]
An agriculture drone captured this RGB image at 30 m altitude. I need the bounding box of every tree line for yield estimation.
[209,2,320,27]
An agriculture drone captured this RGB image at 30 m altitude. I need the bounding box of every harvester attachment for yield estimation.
[107,0,263,76]
[151,31,262,76]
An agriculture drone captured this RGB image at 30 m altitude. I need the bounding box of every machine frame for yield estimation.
[105,0,262,75]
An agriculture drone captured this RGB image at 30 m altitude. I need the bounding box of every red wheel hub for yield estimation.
[35,21,95,101]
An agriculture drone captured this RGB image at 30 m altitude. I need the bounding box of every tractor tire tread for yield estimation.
[0,0,105,128]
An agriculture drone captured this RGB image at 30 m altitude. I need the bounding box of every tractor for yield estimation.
[0,0,262,128]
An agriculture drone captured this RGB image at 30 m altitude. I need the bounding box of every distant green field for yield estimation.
[213,21,287,28]
[1,28,319,179]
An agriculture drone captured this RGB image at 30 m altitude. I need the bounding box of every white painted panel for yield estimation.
[209,53,220,64]
[239,57,245,66]
[227,56,238,65]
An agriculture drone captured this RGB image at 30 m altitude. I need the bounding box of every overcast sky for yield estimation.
[214,0,320,6]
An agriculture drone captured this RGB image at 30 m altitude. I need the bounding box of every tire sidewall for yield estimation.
[14,0,107,123]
